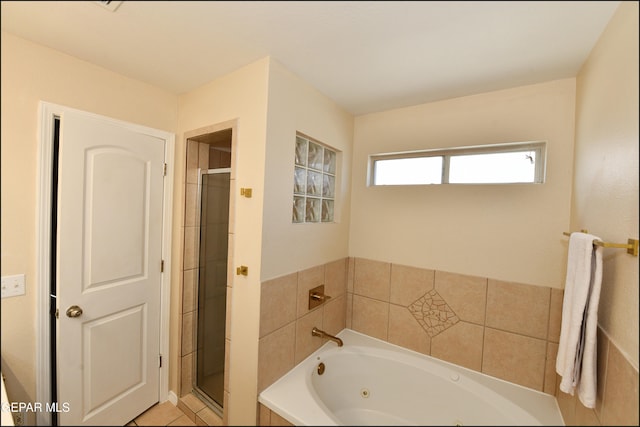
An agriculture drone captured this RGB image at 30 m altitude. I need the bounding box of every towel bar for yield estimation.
[563,231,639,256]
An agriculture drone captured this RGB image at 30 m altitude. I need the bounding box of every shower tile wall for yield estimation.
[180,137,234,424]
[257,257,639,427]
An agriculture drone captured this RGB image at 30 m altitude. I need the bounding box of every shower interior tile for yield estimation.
[182,312,194,356]
[185,184,198,227]
[182,269,196,314]
[183,227,197,270]
[198,143,209,170]
[186,140,199,184]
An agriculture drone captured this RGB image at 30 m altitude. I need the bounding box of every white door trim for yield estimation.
[35,102,174,425]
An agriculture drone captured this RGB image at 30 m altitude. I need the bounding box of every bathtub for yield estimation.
[258,329,564,426]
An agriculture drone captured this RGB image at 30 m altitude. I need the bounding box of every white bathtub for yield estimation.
[259,329,564,426]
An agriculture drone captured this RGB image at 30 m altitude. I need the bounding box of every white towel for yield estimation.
[555,232,603,408]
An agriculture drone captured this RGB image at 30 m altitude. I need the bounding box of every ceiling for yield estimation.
[1,1,620,115]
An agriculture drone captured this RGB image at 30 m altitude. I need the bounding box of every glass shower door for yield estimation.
[194,170,230,413]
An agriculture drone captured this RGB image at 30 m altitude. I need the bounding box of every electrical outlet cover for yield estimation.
[1,274,26,298]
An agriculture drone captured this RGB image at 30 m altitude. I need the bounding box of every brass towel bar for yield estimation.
[563,231,639,256]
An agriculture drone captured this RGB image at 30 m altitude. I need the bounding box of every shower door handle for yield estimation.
[66,305,83,318]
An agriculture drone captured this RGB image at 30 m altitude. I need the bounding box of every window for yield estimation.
[293,134,337,223]
[370,141,546,186]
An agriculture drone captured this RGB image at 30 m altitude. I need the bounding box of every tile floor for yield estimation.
[126,401,192,426]
[126,394,223,426]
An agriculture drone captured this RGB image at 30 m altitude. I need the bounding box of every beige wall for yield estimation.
[0,31,177,416]
[573,1,639,368]
[349,79,576,289]
[176,58,270,425]
[261,60,354,281]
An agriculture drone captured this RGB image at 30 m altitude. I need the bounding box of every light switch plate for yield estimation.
[1,274,26,298]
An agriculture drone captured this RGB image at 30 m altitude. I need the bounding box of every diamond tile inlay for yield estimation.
[408,289,459,337]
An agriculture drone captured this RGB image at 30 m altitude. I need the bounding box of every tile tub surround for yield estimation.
[556,328,639,426]
[257,257,638,426]
[258,258,348,393]
[346,258,563,392]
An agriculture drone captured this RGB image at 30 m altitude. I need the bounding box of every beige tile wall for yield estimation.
[257,256,639,426]
[258,404,294,426]
[347,257,561,392]
[257,258,348,393]
[180,139,209,401]
[557,327,639,426]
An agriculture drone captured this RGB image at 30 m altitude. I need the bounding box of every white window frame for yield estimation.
[369,141,546,186]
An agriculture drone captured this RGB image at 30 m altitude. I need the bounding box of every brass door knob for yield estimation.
[66,305,83,318]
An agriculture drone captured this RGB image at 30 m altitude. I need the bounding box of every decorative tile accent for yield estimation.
[407,289,459,337]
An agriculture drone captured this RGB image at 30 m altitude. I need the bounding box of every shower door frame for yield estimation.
[192,167,231,416]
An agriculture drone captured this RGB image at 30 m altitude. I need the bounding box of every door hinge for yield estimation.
[161,260,164,272]
[159,355,162,368]
[163,163,167,176]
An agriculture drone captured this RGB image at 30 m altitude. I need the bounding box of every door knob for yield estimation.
[66,305,83,318]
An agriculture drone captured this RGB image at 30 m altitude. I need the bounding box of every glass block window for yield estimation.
[293,134,336,223]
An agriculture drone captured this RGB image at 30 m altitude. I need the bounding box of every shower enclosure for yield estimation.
[193,167,230,414]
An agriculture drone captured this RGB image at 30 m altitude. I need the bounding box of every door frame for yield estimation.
[35,102,175,425]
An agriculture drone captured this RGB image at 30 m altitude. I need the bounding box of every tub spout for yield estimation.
[312,327,343,347]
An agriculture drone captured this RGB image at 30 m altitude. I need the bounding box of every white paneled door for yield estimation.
[56,110,165,425]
